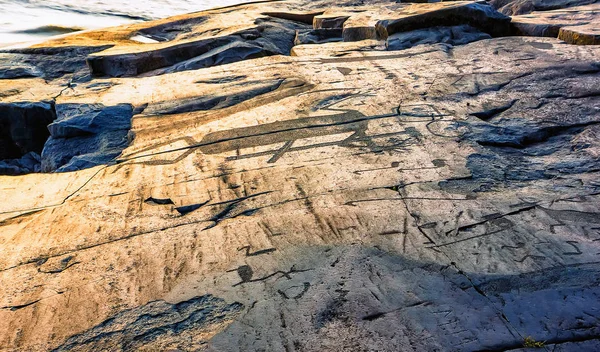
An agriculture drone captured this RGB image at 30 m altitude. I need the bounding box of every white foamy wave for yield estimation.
[0,0,245,44]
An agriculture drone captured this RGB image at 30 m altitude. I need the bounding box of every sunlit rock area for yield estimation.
[0,0,599,351]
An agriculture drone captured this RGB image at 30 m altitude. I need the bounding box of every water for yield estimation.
[0,0,245,45]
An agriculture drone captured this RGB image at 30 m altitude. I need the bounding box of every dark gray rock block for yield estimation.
[386,25,491,51]
[41,103,133,172]
[48,103,134,138]
[376,2,512,39]
[0,63,40,79]
[294,28,343,45]
[0,46,112,81]
[41,132,130,172]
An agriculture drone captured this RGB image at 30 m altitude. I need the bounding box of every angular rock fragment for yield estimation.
[313,15,350,29]
[376,2,512,39]
[87,37,237,77]
[343,13,381,41]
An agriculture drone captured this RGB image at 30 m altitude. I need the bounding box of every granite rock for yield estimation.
[0,0,599,351]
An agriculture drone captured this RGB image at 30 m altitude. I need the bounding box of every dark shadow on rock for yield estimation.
[262,11,324,25]
[207,246,600,351]
[0,101,56,175]
[0,46,113,81]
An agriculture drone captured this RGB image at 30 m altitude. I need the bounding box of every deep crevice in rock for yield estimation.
[0,102,134,175]
[0,102,56,175]
[51,295,244,352]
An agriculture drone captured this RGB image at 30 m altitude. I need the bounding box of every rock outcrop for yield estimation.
[511,3,600,37]
[41,103,134,172]
[0,0,599,351]
[559,23,600,44]
[376,2,512,39]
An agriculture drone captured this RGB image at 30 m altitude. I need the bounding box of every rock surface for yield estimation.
[559,23,600,44]
[376,2,512,39]
[386,25,491,50]
[511,4,600,37]
[0,0,599,351]
[491,0,599,15]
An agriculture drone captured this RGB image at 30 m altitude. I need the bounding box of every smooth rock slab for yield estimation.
[2,0,600,350]
[510,4,600,37]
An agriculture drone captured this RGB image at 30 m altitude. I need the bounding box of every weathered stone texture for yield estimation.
[0,0,599,351]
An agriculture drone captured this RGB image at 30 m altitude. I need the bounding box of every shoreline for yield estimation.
[0,0,279,48]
